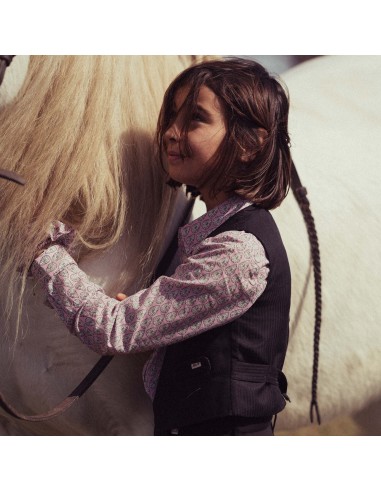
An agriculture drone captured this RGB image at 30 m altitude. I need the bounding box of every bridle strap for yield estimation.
[151,194,195,282]
[0,356,113,421]
[0,56,27,187]
[0,196,196,422]
[0,169,26,185]
[290,160,322,424]
[0,55,15,87]
[0,55,15,67]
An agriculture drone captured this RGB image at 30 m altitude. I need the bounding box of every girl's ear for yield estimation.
[240,152,252,163]
[240,127,268,162]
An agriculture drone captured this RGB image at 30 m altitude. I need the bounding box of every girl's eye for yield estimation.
[192,113,204,122]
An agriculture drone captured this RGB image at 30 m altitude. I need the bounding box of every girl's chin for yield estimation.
[168,172,195,187]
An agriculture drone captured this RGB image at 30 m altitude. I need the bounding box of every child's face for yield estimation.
[164,85,226,191]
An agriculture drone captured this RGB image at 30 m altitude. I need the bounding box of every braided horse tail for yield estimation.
[291,161,322,425]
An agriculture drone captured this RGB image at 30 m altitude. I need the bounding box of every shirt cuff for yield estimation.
[38,220,76,251]
[31,244,77,290]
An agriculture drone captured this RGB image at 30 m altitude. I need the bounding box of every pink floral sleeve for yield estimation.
[31,230,269,355]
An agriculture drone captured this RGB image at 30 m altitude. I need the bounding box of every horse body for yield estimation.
[1,55,380,435]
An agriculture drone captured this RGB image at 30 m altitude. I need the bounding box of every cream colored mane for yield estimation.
[0,55,212,339]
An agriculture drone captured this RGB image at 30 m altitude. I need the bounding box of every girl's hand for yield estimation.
[116,293,128,301]
[33,221,77,262]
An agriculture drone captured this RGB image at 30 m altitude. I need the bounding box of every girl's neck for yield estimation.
[201,189,234,211]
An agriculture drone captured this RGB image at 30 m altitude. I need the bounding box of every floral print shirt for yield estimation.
[31,195,269,399]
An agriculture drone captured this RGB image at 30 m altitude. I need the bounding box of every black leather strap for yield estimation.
[0,55,15,86]
[0,356,113,421]
[0,169,26,185]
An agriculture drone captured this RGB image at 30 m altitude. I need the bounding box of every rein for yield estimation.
[0,56,26,186]
[0,356,113,422]
[0,168,26,185]
[0,55,15,87]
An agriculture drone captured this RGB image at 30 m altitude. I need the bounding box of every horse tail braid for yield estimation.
[291,161,322,425]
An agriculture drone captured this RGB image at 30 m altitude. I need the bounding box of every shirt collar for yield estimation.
[178,195,253,256]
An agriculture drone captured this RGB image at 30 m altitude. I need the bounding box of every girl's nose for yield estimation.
[165,121,181,143]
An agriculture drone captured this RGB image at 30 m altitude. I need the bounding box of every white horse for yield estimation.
[0,55,380,435]
[275,55,381,433]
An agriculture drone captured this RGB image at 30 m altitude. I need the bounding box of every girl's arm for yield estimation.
[31,229,269,355]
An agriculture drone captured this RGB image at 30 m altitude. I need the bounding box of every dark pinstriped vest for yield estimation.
[153,205,291,432]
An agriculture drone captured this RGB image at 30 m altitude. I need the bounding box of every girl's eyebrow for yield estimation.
[173,102,209,116]
[195,104,210,115]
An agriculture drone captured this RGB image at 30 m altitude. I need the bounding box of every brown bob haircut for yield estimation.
[156,57,292,210]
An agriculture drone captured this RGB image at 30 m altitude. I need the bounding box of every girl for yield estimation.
[31,58,292,436]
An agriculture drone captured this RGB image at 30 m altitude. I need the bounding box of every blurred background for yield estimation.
[227,55,319,75]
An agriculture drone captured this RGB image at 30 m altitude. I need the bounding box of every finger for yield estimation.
[116,293,128,301]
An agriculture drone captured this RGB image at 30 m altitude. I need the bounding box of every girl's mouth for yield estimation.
[167,151,184,162]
